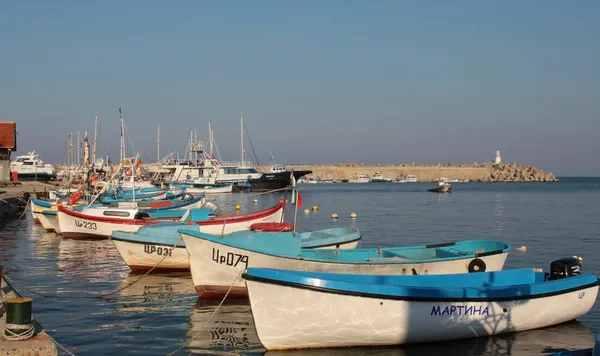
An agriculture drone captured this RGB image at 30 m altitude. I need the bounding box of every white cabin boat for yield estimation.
[11,151,56,181]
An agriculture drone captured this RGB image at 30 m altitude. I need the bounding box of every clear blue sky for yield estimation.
[2,0,599,176]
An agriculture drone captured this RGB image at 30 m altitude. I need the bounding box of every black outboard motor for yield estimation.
[548,257,582,280]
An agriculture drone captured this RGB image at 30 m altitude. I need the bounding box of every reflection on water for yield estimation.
[265,321,594,356]
[187,298,264,355]
[494,192,504,235]
[115,272,196,313]
[57,238,129,284]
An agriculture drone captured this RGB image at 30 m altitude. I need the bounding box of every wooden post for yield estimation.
[4,297,34,339]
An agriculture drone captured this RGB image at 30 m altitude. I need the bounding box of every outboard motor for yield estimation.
[548,257,582,280]
[201,201,222,216]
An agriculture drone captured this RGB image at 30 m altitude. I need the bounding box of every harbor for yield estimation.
[1,179,599,355]
[3,1,600,355]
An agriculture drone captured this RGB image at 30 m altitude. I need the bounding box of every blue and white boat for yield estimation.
[179,228,510,297]
[110,225,361,272]
[243,257,599,350]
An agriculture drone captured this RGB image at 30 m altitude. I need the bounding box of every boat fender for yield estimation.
[68,189,82,205]
[468,258,486,273]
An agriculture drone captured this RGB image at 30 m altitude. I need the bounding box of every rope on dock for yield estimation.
[166,271,243,356]
[3,323,35,340]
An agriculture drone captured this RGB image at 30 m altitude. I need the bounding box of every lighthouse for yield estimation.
[495,150,502,165]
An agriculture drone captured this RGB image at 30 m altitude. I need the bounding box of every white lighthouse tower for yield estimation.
[495,150,502,165]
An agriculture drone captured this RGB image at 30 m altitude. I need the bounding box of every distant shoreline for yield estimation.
[284,162,559,182]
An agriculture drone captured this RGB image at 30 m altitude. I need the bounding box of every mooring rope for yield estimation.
[3,323,35,341]
[43,331,77,356]
[166,271,243,356]
[4,235,185,300]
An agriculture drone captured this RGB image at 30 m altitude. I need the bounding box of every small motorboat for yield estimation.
[428,181,452,193]
[243,256,599,351]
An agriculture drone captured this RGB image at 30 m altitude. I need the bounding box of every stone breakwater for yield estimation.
[287,162,559,182]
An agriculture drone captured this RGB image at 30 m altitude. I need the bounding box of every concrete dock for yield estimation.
[0,181,61,221]
[1,274,58,355]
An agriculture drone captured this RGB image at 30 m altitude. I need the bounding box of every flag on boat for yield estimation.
[291,173,302,208]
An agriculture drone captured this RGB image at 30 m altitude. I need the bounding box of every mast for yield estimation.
[77,131,80,165]
[92,113,98,165]
[240,114,244,165]
[157,124,160,163]
[119,108,125,162]
[208,121,213,157]
[67,134,71,181]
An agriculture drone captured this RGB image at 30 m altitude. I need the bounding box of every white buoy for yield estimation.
[331,213,339,219]
[350,212,357,219]
[304,209,310,214]
[253,199,258,203]
[516,246,527,252]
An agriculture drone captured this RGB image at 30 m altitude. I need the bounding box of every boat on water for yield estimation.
[394,175,418,183]
[247,164,312,192]
[428,181,452,193]
[169,182,233,194]
[111,224,361,272]
[369,172,393,183]
[179,230,510,297]
[58,199,285,239]
[10,151,56,181]
[348,174,370,183]
[243,257,598,350]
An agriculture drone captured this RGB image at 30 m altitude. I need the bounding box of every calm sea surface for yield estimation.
[1,178,600,355]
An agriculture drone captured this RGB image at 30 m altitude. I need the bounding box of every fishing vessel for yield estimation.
[243,257,598,350]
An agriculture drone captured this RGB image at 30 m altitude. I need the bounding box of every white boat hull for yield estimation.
[58,209,142,239]
[113,224,355,272]
[46,213,61,234]
[246,280,599,350]
[30,199,51,224]
[112,239,190,271]
[182,236,508,298]
[37,212,55,232]
[185,185,233,195]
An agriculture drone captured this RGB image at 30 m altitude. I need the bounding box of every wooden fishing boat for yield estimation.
[428,182,452,193]
[180,229,510,297]
[243,257,599,350]
[58,200,284,239]
[111,225,361,272]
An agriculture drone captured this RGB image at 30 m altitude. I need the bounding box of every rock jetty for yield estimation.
[287,162,559,182]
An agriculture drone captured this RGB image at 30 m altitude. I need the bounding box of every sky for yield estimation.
[1,0,599,176]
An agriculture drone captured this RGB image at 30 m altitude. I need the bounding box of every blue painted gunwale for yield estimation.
[243,268,600,302]
[112,226,360,250]
[99,194,204,210]
[31,198,55,208]
[178,228,510,265]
